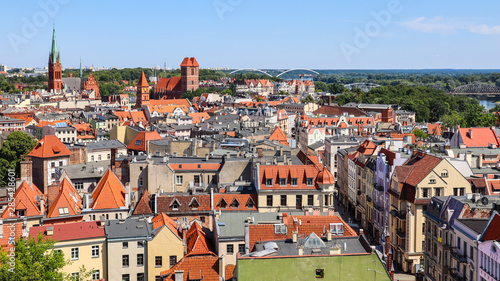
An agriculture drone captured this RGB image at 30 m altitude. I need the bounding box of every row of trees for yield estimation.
[332,84,497,128]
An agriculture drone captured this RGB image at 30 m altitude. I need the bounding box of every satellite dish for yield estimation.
[481,197,489,205]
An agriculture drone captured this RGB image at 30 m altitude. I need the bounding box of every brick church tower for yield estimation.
[48,27,63,93]
[180,57,199,93]
[135,71,150,108]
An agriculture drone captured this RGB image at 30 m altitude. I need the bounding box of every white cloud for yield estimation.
[470,24,500,35]
[399,17,456,34]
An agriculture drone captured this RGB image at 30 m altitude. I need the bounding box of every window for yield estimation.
[291,178,298,186]
[175,175,183,185]
[266,195,273,207]
[59,207,69,216]
[239,244,246,254]
[92,270,100,281]
[107,153,111,159]
[218,199,227,209]
[75,182,83,190]
[230,199,240,208]
[137,273,144,281]
[98,155,101,161]
[306,178,314,186]
[71,247,79,260]
[135,140,142,146]
[279,178,287,186]
[139,177,143,187]
[71,272,80,281]
[156,277,163,281]
[435,188,441,197]
[429,179,436,184]
[422,188,430,198]
[330,223,344,235]
[138,241,144,248]
[122,255,129,267]
[122,274,130,281]
[123,242,128,249]
[441,170,448,177]
[91,155,94,161]
[171,200,180,210]
[51,162,55,168]
[227,244,234,254]
[51,173,56,179]
[296,195,302,208]
[457,237,461,249]
[91,245,99,258]
[169,255,177,267]
[280,195,287,206]
[155,256,162,267]
[308,195,314,206]
[194,175,200,185]
[137,254,144,266]
[274,224,287,234]
[59,161,63,166]
[266,178,273,186]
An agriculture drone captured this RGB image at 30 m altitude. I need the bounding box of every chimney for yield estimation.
[244,220,250,255]
[20,155,32,186]
[283,153,287,164]
[312,208,320,216]
[359,229,364,236]
[174,270,184,281]
[328,207,335,216]
[226,151,230,159]
[327,230,332,241]
[110,148,117,169]
[330,244,341,255]
[257,148,263,158]
[292,231,298,243]
[219,256,226,280]
[469,129,473,139]
[305,209,309,216]
[282,213,288,224]
[298,245,304,256]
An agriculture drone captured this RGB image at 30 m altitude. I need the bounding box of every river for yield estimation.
[474,96,500,111]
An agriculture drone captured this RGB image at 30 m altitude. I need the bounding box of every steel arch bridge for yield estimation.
[275,68,319,77]
[229,68,273,77]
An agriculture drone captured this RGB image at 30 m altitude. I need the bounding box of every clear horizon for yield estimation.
[1,0,499,69]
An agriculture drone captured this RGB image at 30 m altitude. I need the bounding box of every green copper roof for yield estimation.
[50,28,59,64]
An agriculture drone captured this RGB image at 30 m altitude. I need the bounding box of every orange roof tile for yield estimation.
[130,110,149,125]
[457,127,500,147]
[113,110,132,122]
[28,135,72,158]
[29,221,105,242]
[127,131,162,151]
[180,57,200,67]
[151,213,182,239]
[1,181,44,218]
[189,112,210,123]
[268,126,289,146]
[186,222,213,256]
[46,178,82,218]
[133,190,152,215]
[137,72,149,87]
[213,194,258,211]
[161,255,219,281]
[90,169,126,210]
[156,77,182,92]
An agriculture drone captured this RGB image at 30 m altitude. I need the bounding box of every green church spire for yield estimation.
[50,26,59,64]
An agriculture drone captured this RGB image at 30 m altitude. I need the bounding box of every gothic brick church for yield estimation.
[47,27,100,99]
[151,57,199,99]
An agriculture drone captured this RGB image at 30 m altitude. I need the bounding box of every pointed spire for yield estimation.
[50,26,59,64]
[79,59,82,77]
[137,71,149,87]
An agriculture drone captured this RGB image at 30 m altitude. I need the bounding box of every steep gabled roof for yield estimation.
[132,190,152,215]
[90,169,126,209]
[186,222,214,256]
[268,126,289,146]
[28,135,71,158]
[137,72,149,87]
[151,212,181,240]
[482,213,500,241]
[46,178,82,218]
[180,57,200,67]
[1,181,44,218]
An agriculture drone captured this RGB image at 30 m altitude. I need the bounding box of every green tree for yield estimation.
[300,95,315,103]
[0,131,37,186]
[328,83,346,95]
[412,128,428,140]
[0,233,66,280]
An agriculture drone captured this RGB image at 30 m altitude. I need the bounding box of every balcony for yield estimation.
[390,209,407,220]
[450,248,467,264]
[373,183,384,192]
[396,228,406,238]
[449,268,465,281]
[374,203,384,212]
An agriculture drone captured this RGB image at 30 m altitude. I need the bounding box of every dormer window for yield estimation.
[189,198,200,209]
[306,178,314,186]
[218,198,227,209]
[246,198,255,209]
[230,198,240,209]
[266,178,273,186]
[291,178,298,186]
[441,170,448,178]
[170,199,181,210]
[18,209,25,217]
[279,178,287,186]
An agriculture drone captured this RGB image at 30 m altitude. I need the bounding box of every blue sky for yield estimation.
[1,0,499,69]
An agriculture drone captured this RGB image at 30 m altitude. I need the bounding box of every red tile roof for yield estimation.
[189,112,210,123]
[127,131,162,151]
[137,72,149,87]
[90,169,126,209]
[213,194,258,211]
[259,165,323,190]
[180,57,199,67]
[28,135,71,158]
[133,190,153,215]
[316,168,335,185]
[157,194,211,213]
[29,221,105,242]
[156,77,182,92]
[186,222,213,256]
[130,110,149,125]
[113,110,132,122]
[268,126,289,146]
[151,213,182,239]
[457,127,500,147]
[482,213,500,241]
[46,178,82,218]
[1,181,44,218]
[249,215,356,250]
